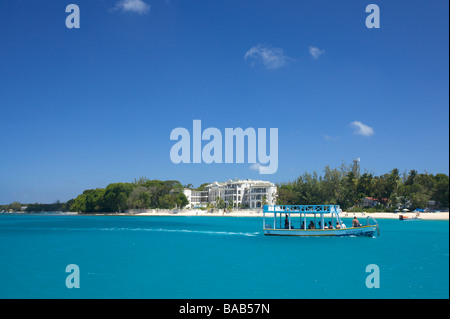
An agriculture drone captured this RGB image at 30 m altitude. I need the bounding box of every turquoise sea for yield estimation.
[0,213,448,299]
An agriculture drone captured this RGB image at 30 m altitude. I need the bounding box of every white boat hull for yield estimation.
[263,225,378,237]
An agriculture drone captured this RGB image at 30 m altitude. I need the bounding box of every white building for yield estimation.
[183,179,277,209]
[182,189,209,208]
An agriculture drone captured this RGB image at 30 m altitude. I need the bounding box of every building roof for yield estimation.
[202,178,275,189]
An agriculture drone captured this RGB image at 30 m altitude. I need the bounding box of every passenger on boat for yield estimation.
[301,221,306,229]
[328,221,333,229]
[308,221,315,229]
[336,222,341,229]
[352,216,362,227]
[285,214,289,229]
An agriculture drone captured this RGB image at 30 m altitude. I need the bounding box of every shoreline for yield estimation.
[94,209,449,220]
[5,210,448,220]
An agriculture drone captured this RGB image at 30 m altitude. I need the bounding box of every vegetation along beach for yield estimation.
[2,162,448,220]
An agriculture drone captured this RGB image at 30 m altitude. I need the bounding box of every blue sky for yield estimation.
[0,0,448,204]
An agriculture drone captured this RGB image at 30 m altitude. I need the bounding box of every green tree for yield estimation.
[384,168,401,207]
[261,195,268,206]
[215,197,225,209]
[85,189,105,212]
[175,192,189,208]
[117,192,128,212]
[276,186,297,205]
[71,188,105,212]
[432,174,449,207]
[127,186,151,209]
[227,200,233,212]
[71,196,86,212]
[9,202,22,212]
[159,194,176,209]
[405,170,418,186]
[372,175,389,203]
[356,173,374,199]
[411,186,429,209]
[321,166,343,205]
[342,171,358,208]
[103,183,134,212]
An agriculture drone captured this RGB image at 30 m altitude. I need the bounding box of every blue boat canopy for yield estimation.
[263,204,341,214]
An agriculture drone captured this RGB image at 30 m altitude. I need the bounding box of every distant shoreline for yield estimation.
[3,209,448,220]
[78,209,450,220]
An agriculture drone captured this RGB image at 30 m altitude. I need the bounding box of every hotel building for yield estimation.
[183,179,277,209]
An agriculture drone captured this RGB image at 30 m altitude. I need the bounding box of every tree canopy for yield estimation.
[69,179,188,213]
[3,167,448,213]
[276,161,449,211]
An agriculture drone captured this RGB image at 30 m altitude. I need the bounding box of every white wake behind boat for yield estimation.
[263,204,379,237]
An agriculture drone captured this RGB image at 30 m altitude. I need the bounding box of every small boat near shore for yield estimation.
[399,214,421,221]
[263,204,379,237]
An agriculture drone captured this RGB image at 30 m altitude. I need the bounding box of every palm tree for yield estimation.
[261,195,268,207]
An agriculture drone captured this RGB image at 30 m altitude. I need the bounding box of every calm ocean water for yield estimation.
[0,213,448,299]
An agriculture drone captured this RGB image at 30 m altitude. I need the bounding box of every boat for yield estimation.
[263,204,379,237]
[399,214,421,221]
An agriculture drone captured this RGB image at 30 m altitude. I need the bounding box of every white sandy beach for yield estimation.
[126,209,449,220]
[337,211,449,220]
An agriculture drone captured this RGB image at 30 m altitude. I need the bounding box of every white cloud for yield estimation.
[244,44,290,70]
[309,46,325,59]
[350,121,375,137]
[113,0,151,15]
